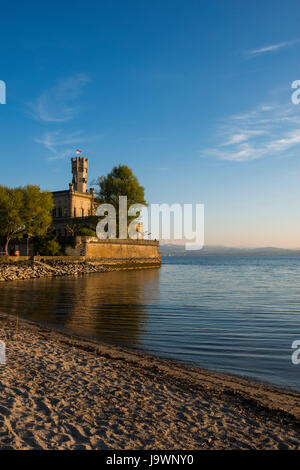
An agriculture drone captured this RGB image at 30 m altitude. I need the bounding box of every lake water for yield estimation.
[0,256,299,391]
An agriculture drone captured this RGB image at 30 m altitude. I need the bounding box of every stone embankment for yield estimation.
[0,260,111,282]
[0,257,161,281]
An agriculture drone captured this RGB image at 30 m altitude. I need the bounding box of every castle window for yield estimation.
[74,208,76,217]
[81,208,84,217]
[58,208,62,217]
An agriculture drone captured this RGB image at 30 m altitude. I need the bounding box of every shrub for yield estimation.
[45,240,62,256]
[34,238,62,256]
[77,228,97,237]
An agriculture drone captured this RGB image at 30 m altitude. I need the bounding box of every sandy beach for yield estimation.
[0,312,299,450]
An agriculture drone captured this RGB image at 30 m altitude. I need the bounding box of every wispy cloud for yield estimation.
[29,73,89,122]
[203,103,300,162]
[33,131,84,160]
[29,74,100,160]
[221,130,267,147]
[245,39,300,57]
[33,130,102,160]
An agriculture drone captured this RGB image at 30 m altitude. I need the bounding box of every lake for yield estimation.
[0,255,299,391]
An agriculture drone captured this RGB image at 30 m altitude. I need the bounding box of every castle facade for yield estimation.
[52,156,97,237]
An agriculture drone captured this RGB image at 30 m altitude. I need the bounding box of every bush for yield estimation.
[45,240,62,256]
[77,228,97,237]
[34,238,62,256]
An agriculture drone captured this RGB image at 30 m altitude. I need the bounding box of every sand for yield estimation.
[0,312,299,450]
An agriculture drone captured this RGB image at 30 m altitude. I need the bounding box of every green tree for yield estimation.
[94,165,147,237]
[22,186,54,253]
[0,185,54,254]
[0,186,24,253]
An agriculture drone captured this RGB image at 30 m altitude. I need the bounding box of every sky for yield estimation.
[1,0,300,247]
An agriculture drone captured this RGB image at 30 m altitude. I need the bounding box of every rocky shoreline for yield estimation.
[0,260,112,282]
[0,259,161,282]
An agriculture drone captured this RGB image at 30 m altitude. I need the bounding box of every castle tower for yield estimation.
[71,156,88,193]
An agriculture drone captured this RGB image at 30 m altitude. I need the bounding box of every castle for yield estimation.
[5,153,160,267]
[52,156,97,237]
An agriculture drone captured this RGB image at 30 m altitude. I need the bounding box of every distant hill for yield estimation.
[159,244,300,257]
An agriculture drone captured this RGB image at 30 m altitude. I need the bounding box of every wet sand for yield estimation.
[0,312,299,450]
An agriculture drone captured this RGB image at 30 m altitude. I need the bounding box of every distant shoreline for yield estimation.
[160,246,300,256]
[0,311,299,449]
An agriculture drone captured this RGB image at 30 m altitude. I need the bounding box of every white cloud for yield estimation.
[29,73,89,122]
[221,130,267,147]
[222,134,249,146]
[33,130,102,160]
[203,102,300,162]
[245,39,300,56]
[30,74,99,161]
[33,131,84,160]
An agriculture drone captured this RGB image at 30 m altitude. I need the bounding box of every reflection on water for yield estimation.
[0,269,160,345]
[0,256,300,391]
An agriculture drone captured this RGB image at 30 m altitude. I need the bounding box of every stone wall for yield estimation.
[1,238,161,270]
[65,237,161,262]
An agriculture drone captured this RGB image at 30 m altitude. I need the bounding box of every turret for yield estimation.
[71,156,88,193]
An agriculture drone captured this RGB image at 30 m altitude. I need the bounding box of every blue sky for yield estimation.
[1,0,300,247]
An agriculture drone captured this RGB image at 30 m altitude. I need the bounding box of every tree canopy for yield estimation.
[94,165,147,237]
[0,185,54,253]
[95,165,146,207]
